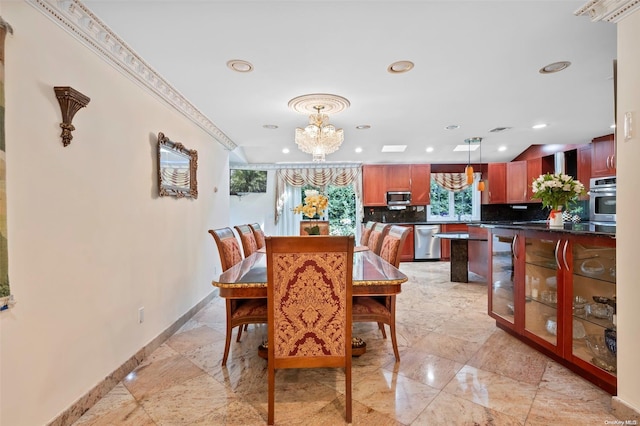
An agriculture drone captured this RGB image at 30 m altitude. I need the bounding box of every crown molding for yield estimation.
[575,0,640,23]
[27,0,237,151]
[230,162,362,171]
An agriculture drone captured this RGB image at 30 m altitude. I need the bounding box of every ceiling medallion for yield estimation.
[288,94,350,162]
[288,93,350,115]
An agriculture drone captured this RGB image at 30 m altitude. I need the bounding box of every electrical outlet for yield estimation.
[138,307,144,323]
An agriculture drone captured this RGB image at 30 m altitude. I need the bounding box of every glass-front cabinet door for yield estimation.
[490,229,519,327]
[522,233,562,352]
[569,237,616,378]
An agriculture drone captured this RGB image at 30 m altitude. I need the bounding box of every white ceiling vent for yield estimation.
[489,127,512,133]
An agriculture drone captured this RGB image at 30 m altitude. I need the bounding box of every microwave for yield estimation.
[589,176,616,222]
[387,191,411,207]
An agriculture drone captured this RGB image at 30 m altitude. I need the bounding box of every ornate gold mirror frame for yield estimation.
[157,132,198,199]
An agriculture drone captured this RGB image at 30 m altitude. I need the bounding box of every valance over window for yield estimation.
[275,167,361,224]
[432,172,471,192]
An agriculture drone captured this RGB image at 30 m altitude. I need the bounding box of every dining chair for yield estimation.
[359,221,377,246]
[366,222,391,254]
[249,223,266,249]
[352,225,410,362]
[209,227,267,366]
[234,224,259,258]
[265,235,354,425]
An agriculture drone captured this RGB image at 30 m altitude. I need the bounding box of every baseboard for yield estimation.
[47,290,217,426]
[612,397,640,423]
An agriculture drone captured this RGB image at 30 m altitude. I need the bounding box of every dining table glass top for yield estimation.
[213,249,408,289]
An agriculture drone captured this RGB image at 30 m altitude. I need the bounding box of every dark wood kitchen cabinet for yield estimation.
[488,227,617,394]
[398,224,414,262]
[591,134,616,178]
[577,144,592,199]
[506,161,528,203]
[410,164,431,206]
[481,163,507,204]
[362,165,386,206]
[385,165,411,191]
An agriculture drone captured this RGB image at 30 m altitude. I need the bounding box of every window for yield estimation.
[427,173,481,221]
[300,184,356,236]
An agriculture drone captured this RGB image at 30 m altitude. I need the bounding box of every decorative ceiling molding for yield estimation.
[575,0,640,23]
[27,0,237,151]
[230,161,362,171]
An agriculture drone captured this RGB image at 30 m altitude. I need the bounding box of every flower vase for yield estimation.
[548,206,564,229]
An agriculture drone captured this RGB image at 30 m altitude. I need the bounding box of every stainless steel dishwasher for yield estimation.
[414,224,441,260]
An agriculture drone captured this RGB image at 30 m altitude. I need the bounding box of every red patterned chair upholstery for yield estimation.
[265,236,354,425]
[366,223,390,254]
[209,227,267,366]
[359,221,377,247]
[234,224,258,257]
[249,223,266,249]
[352,225,410,362]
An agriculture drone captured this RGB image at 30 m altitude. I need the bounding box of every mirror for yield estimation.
[157,132,198,199]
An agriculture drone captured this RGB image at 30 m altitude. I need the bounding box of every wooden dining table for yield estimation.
[211,248,408,298]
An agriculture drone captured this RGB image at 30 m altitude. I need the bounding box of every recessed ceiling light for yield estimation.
[444,124,460,130]
[539,61,571,74]
[282,148,290,154]
[453,144,480,152]
[263,124,278,129]
[387,61,414,74]
[381,145,407,153]
[532,123,547,129]
[226,59,254,73]
[498,146,507,152]
[355,125,371,130]
[355,147,363,153]
[426,147,434,153]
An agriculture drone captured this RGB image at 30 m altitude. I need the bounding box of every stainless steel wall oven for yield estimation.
[589,176,616,223]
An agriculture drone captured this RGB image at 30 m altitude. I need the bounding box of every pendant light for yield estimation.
[464,138,474,185]
[477,137,485,191]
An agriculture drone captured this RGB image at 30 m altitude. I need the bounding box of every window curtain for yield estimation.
[432,172,471,192]
[274,167,362,225]
[275,185,302,236]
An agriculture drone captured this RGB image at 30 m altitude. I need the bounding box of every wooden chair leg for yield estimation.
[222,300,233,366]
[236,324,244,342]
[378,322,387,338]
[389,296,400,362]
[268,363,275,425]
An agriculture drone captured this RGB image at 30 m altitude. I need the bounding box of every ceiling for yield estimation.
[83,0,616,166]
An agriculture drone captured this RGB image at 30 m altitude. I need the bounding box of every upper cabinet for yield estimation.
[481,162,507,204]
[506,161,528,203]
[591,134,616,178]
[410,164,431,206]
[577,145,592,199]
[385,165,412,191]
[362,164,431,207]
[362,165,387,206]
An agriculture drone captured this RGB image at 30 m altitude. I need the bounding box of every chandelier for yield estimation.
[294,105,344,162]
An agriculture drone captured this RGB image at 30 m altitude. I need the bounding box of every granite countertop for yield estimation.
[479,221,616,237]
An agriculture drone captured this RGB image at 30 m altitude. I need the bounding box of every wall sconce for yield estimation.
[54,86,90,147]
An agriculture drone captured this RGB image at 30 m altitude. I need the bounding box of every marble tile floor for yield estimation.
[73,261,620,425]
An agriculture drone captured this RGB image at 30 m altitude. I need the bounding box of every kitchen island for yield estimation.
[485,221,616,394]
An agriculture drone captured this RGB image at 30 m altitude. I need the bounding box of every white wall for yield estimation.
[229,170,277,235]
[0,3,230,425]
[615,8,640,414]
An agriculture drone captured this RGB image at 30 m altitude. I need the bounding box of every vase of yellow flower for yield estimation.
[294,190,329,235]
[531,173,586,228]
